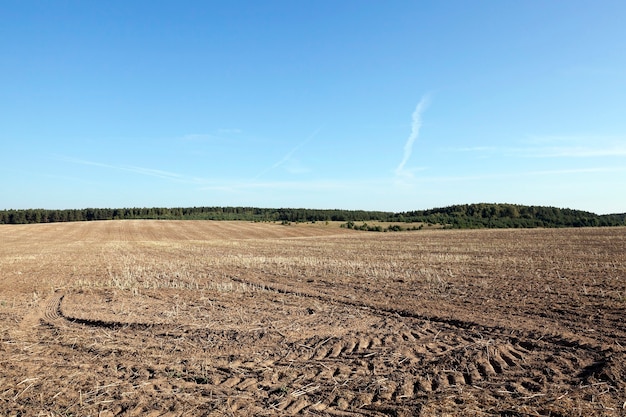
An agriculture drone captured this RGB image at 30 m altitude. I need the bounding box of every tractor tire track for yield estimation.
[15,291,64,338]
[42,293,64,322]
[34,283,621,415]
[218,276,619,414]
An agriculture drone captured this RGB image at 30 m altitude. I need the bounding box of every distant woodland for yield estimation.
[1,204,624,229]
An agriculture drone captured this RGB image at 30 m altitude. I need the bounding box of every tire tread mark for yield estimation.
[43,294,64,321]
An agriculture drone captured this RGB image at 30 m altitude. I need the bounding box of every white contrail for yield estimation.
[255,126,323,179]
[396,96,430,176]
[59,156,185,181]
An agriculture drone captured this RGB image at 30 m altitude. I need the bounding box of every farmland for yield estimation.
[1,220,625,416]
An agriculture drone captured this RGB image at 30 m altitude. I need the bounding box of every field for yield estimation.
[1,221,625,416]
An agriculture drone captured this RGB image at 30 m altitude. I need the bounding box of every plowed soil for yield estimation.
[1,220,625,416]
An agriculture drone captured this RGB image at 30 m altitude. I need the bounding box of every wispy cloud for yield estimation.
[525,145,626,158]
[523,166,626,175]
[58,156,192,182]
[399,166,626,184]
[449,136,626,159]
[200,177,383,193]
[203,164,625,199]
[448,146,498,153]
[178,128,242,142]
[282,158,311,175]
[217,128,242,134]
[178,133,229,142]
[395,95,430,177]
[255,126,323,179]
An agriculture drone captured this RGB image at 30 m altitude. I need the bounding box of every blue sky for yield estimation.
[1,1,625,214]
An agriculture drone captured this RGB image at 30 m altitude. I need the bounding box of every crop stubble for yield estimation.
[1,221,625,416]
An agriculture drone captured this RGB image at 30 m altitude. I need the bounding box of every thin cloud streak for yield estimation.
[523,166,626,175]
[60,155,379,193]
[447,146,498,153]
[449,138,626,159]
[217,128,242,134]
[200,177,386,193]
[203,165,624,194]
[255,126,323,179]
[526,145,626,158]
[396,96,430,177]
[58,156,192,182]
[403,166,626,184]
[178,133,229,143]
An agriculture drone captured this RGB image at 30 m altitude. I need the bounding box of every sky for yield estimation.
[1,1,625,214]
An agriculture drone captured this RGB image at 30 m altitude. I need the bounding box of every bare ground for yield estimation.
[1,220,625,416]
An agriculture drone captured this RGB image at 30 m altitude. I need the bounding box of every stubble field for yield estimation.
[0,220,625,416]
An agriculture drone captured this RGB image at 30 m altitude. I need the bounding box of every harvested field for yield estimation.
[1,220,625,416]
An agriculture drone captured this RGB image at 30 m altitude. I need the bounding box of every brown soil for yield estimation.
[1,220,625,416]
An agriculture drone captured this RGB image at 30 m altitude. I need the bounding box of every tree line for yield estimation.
[0,204,624,229]
[0,207,389,225]
[390,203,625,228]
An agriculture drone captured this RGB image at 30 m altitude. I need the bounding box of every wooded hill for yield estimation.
[1,204,624,229]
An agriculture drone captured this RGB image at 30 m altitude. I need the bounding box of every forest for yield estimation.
[1,204,624,229]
